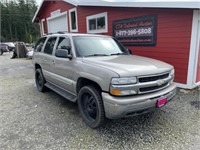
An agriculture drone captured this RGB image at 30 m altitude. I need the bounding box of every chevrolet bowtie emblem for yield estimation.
[157,80,165,86]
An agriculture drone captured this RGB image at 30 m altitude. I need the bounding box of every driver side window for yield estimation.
[57,37,71,52]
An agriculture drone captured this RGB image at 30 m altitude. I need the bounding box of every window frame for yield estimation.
[69,8,78,32]
[34,37,47,52]
[86,12,108,34]
[43,37,57,55]
[56,36,71,50]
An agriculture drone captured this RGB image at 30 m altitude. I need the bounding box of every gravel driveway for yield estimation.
[0,53,200,150]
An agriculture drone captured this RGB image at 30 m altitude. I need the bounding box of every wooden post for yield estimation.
[16,42,19,58]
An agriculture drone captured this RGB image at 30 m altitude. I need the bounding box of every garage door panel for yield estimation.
[48,14,68,33]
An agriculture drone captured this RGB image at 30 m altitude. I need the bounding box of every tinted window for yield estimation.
[34,37,47,52]
[43,37,57,55]
[57,37,71,50]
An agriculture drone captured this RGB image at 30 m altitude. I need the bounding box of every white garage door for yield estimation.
[48,13,68,33]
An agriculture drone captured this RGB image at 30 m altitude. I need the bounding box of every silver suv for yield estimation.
[33,33,176,128]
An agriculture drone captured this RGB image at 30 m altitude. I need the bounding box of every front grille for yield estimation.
[138,73,169,83]
[139,82,168,93]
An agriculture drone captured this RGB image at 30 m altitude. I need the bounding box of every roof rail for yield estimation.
[57,31,68,34]
[47,31,68,35]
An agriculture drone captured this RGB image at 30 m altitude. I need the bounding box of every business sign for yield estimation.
[113,15,157,46]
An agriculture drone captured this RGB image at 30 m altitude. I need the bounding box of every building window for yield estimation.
[86,12,108,33]
[41,19,47,35]
[69,8,78,32]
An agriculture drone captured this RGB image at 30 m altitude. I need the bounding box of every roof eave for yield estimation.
[32,0,200,23]
[32,0,78,23]
[78,2,200,9]
[32,0,45,23]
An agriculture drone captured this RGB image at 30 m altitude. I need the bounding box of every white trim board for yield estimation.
[63,0,200,9]
[194,10,200,84]
[187,10,199,88]
[69,8,78,32]
[41,19,46,36]
[33,0,200,23]
[47,11,68,21]
[175,82,198,89]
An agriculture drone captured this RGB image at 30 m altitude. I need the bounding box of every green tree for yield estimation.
[0,0,40,43]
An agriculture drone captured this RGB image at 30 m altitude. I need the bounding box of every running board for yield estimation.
[45,82,77,102]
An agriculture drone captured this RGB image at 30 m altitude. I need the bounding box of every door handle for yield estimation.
[52,60,55,65]
[42,57,47,62]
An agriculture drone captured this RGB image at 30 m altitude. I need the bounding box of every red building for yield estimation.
[32,0,200,89]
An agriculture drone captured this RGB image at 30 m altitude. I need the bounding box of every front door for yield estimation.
[51,36,75,94]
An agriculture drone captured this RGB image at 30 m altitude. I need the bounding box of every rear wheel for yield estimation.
[78,86,105,128]
[35,68,46,92]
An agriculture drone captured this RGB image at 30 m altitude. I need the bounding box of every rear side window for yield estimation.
[34,37,47,52]
[43,37,57,55]
[57,37,71,50]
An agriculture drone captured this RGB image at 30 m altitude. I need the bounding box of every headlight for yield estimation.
[170,69,175,76]
[111,77,137,85]
[110,77,137,96]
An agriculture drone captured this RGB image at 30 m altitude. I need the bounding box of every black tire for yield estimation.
[78,86,105,128]
[35,68,46,92]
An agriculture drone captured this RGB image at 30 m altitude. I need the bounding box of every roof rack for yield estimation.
[47,31,68,35]
[57,31,68,34]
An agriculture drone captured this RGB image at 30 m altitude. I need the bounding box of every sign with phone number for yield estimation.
[113,15,157,46]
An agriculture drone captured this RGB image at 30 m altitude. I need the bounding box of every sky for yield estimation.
[36,0,42,5]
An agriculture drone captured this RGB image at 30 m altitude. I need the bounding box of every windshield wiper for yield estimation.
[110,53,127,56]
[85,54,110,57]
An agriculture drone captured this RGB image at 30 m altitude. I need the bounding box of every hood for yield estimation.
[82,55,173,77]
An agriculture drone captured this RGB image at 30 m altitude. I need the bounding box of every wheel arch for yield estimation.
[35,63,42,70]
[76,77,102,94]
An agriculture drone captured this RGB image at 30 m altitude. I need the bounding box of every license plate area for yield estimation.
[157,97,167,108]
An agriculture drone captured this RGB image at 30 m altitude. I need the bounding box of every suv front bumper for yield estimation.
[102,83,177,119]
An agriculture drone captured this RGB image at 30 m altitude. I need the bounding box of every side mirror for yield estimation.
[55,49,72,59]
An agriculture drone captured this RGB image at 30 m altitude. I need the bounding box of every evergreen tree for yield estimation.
[0,0,40,43]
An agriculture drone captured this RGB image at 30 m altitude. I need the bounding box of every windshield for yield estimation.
[73,36,129,57]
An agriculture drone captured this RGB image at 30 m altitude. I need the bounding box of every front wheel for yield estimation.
[77,86,105,128]
[35,68,46,92]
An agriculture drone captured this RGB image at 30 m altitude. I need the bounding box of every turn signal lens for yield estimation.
[110,89,121,96]
[110,88,137,96]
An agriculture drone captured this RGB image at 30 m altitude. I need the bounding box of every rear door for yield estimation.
[33,37,47,63]
[41,36,58,82]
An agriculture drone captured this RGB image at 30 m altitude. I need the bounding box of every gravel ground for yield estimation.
[0,53,200,150]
